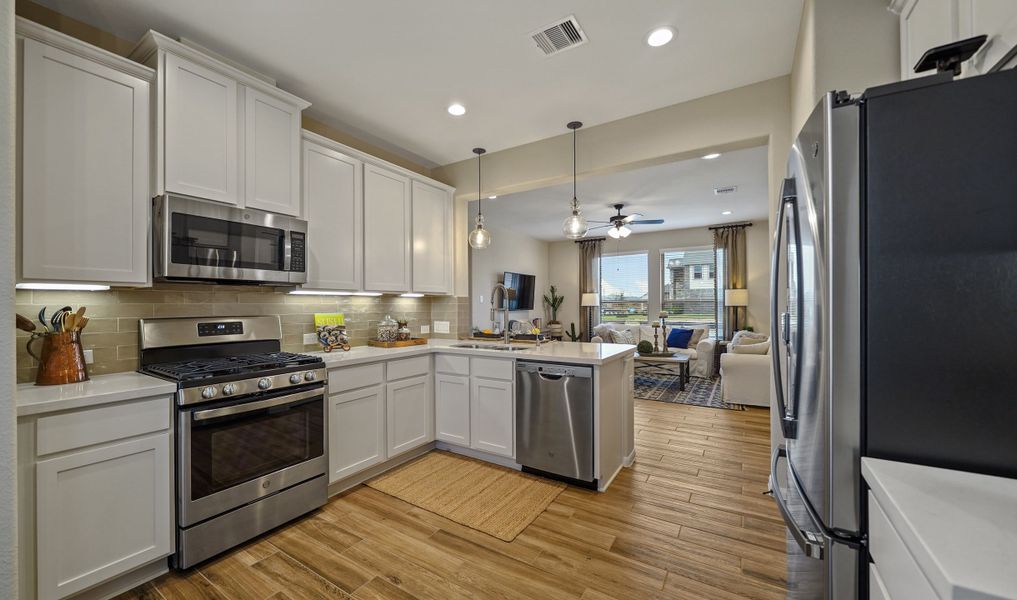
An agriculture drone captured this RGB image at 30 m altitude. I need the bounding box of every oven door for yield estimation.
[178,386,326,527]
[154,194,307,284]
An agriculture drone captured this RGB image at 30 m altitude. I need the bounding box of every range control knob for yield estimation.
[289,373,302,384]
[201,386,218,399]
[222,383,237,396]
[304,371,317,382]
[258,378,272,390]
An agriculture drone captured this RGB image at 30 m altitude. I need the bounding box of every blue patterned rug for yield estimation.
[634,374,744,410]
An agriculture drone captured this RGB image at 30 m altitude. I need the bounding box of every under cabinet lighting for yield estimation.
[400,293,425,298]
[722,210,733,216]
[16,282,110,291]
[702,153,721,160]
[289,289,354,296]
[488,195,497,200]
[353,292,383,297]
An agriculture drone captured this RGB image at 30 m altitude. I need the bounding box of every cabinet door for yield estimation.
[364,164,411,292]
[387,375,432,456]
[21,38,150,284]
[329,384,386,482]
[36,433,172,600]
[959,0,1017,74]
[244,87,302,215]
[470,377,514,457]
[900,0,958,79]
[411,181,452,294]
[164,52,239,204]
[302,140,363,290]
[435,373,470,446]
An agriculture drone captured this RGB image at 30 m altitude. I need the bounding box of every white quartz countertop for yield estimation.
[311,338,635,368]
[16,371,177,417]
[862,457,1017,600]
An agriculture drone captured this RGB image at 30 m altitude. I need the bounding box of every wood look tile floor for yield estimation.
[119,400,786,600]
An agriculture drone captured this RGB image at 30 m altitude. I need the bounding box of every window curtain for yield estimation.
[577,238,602,342]
[713,224,748,340]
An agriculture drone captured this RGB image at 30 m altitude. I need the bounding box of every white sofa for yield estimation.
[590,323,716,378]
[720,331,770,407]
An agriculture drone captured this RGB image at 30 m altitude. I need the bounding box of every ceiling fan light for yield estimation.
[607,226,621,239]
[562,208,588,239]
[469,214,491,249]
[618,225,632,238]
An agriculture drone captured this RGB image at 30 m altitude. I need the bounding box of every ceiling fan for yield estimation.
[589,204,664,238]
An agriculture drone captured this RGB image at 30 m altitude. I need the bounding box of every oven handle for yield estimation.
[192,388,322,421]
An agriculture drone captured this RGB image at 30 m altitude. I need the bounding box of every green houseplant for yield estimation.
[543,285,565,338]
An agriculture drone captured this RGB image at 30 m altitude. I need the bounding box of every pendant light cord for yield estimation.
[478,151,482,216]
[572,126,577,207]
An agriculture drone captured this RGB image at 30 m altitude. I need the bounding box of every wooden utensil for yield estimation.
[16,314,36,333]
[71,306,86,330]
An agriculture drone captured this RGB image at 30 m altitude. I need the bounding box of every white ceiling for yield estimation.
[35,0,804,167]
[472,145,769,241]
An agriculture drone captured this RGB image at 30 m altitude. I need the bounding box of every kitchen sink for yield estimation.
[450,343,530,352]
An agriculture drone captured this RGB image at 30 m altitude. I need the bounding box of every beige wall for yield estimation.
[790,0,900,137]
[547,220,770,337]
[468,216,550,331]
[1,0,17,594]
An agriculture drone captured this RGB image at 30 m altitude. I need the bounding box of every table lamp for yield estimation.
[581,293,600,342]
[724,288,749,333]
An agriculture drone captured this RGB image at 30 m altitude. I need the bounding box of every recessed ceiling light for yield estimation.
[702,153,721,160]
[447,103,466,116]
[722,210,733,216]
[646,27,675,47]
[488,195,497,200]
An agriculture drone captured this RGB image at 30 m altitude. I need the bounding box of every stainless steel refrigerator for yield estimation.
[769,67,1017,599]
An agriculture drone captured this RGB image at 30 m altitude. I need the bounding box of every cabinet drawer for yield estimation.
[329,363,385,394]
[868,492,936,600]
[470,357,513,381]
[435,354,469,375]
[387,355,430,381]
[869,563,891,600]
[36,395,170,456]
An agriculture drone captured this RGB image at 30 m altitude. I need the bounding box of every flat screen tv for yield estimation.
[502,272,535,311]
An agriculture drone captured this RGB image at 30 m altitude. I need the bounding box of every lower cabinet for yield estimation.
[328,384,386,483]
[435,373,470,445]
[386,374,433,457]
[36,433,172,600]
[470,377,514,458]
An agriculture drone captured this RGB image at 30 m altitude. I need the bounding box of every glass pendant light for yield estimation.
[468,147,492,249]
[562,121,589,239]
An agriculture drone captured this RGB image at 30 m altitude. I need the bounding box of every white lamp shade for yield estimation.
[724,288,749,307]
[581,293,600,307]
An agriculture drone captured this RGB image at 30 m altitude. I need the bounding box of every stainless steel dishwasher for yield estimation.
[515,360,595,488]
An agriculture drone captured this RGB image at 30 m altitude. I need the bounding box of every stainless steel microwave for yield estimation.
[153,194,307,285]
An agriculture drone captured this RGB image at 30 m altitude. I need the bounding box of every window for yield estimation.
[661,247,720,336]
[599,252,649,323]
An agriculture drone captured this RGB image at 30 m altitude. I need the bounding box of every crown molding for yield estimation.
[15,17,155,81]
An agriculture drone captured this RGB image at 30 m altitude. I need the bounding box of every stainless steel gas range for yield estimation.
[138,316,327,568]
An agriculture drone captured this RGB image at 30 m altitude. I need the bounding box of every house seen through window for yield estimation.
[662,246,722,337]
[599,252,649,323]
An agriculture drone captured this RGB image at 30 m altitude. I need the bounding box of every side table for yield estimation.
[713,340,729,377]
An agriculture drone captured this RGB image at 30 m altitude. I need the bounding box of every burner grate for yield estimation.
[145,352,321,381]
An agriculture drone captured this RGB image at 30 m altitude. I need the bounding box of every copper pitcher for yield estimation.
[27,330,89,386]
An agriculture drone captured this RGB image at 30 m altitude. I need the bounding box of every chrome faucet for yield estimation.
[490,283,512,345]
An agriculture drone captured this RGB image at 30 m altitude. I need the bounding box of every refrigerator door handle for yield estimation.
[771,178,801,439]
[769,446,825,559]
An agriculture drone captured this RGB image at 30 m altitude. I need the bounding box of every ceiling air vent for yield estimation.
[714,185,738,195]
[530,15,587,56]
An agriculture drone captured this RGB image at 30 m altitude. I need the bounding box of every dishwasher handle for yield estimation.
[516,361,592,379]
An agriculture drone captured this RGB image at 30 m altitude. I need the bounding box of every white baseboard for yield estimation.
[327,443,435,496]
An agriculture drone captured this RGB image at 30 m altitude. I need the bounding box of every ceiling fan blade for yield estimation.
[587,220,612,224]
[629,219,664,225]
[621,213,643,223]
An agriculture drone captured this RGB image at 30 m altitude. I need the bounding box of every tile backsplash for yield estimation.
[15,283,470,384]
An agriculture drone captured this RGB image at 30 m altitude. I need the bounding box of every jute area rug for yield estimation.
[365,451,565,542]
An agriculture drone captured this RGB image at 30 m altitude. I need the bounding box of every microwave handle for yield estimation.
[283,232,293,272]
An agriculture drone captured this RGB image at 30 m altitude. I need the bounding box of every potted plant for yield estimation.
[543,285,564,338]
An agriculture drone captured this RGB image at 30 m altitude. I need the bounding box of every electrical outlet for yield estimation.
[303,333,317,345]
[434,321,450,334]
[83,349,94,364]
[420,325,430,334]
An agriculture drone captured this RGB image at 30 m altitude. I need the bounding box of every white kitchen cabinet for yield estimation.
[245,86,302,215]
[302,134,363,290]
[386,374,432,456]
[329,384,386,482]
[894,0,1017,78]
[411,180,453,294]
[18,24,152,285]
[434,372,470,446]
[470,377,514,458]
[364,163,412,292]
[163,52,239,205]
[35,433,171,600]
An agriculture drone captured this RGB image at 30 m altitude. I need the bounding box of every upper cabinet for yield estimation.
[302,132,363,291]
[411,181,453,294]
[893,0,1017,78]
[130,31,310,216]
[364,164,412,292]
[17,19,153,286]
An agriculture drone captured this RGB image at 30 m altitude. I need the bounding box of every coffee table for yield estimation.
[634,353,691,391]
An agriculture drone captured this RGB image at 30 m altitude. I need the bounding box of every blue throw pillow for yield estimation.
[666,328,693,350]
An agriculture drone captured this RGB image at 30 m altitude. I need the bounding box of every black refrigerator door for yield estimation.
[863,69,1017,478]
